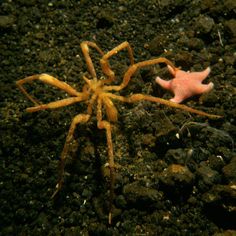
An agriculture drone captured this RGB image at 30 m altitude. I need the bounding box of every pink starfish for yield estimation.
[155,65,214,103]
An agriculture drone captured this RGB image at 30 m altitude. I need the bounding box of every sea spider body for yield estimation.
[16,41,220,224]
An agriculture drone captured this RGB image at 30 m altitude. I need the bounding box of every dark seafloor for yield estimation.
[0,0,236,235]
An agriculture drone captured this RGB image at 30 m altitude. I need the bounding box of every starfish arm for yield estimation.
[170,95,185,103]
[167,65,177,76]
[187,67,211,82]
[195,82,214,94]
[155,77,172,90]
[170,82,214,103]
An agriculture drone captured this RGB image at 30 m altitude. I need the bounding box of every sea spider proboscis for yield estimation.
[16,41,221,224]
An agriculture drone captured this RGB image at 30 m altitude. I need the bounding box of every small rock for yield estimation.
[225,19,236,38]
[115,195,127,208]
[197,164,220,186]
[160,164,194,186]
[148,35,170,55]
[82,189,92,198]
[225,0,236,12]
[222,156,236,182]
[0,15,15,29]
[123,181,162,206]
[96,10,114,29]
[174,51,193,68]
[194,15,215,34]
[141,133,156,147]
[203,183,236,230]
[187,37,205,50]
[208,155,225,171]
[165,148,192,165]
[159,164,194,199]
[203,184,236,205]
[35,32,45,39]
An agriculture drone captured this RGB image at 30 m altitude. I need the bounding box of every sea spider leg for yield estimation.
[80,41,104,79]
[52,114,91,198]
[99,41,135,84]
[106,93,221,119]
[26,96,87,113]
[127,94,222,118]
[103,56,221,119]
[16,74,82,105]
[96,97,115,224]
[103,58,176,92]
